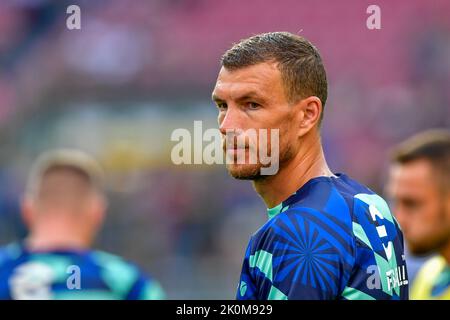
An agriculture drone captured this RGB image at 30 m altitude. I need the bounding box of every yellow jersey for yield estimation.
[411,255,450,300]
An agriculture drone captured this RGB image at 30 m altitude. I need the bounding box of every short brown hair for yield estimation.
[26,149,104,197]
[391,129,450,190]
[221,32,328,122]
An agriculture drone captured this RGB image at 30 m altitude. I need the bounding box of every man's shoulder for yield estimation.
[250,174,400,261]
[281,174,376,222]
[89,249,166,298]
[411,255,446,300]
[414,255,446,284]
[250,199,357,270]
[260,174,368,238]
[292,174,400,244]
[90,250,143,277]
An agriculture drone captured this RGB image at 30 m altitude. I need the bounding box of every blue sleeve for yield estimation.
[237,208,356,300]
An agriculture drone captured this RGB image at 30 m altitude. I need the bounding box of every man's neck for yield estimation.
[25,228,90,252]
[254,133,333,208]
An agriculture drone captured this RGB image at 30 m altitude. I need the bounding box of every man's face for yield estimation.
[387,159,450,255]
[212,62,299,180]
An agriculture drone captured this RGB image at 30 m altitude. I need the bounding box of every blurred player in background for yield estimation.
[0,149,165,300]
[387,130,450,300]
[212,32,408,300]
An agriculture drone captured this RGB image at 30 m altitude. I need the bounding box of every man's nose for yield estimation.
[219,107,242,135]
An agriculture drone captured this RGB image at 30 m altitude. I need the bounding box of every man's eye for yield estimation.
[404,201,419,209]
[217,103,227,110]
[402,199,421,211]
[247,102,260,110]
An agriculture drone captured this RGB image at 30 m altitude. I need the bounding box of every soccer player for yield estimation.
[212,32,408,300]
[387,130,450,300]
[0,149,165,300]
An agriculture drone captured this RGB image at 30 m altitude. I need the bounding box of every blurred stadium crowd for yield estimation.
[0,0,449,298]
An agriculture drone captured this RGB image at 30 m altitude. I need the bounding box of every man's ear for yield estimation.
[296,96,322,136]
[21,196,35,229]
[90,194,107,230]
